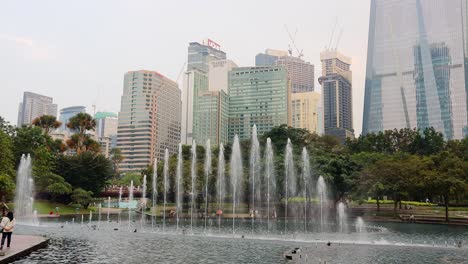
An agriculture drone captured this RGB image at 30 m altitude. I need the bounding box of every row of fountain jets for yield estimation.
[14,125,364,234]
[114,125,361,234]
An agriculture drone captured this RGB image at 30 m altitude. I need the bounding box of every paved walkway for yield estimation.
[0,235,48,263]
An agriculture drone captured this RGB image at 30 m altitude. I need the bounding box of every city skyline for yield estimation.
[0,0,370,135]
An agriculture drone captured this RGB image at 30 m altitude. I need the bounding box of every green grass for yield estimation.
[8,200,94,215]
[363,200,437,206]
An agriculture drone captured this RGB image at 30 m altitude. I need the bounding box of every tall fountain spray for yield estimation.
[141,174,147,229]
[250,125,261,233]
[355,217,365,233]
[107,196,111,222]
[337,202,347,233]
[204,140,212,234]
[230,135,243,234]
[14,154,35,222]
[152,158,158,230]
[317,176,328,232]
[118,186,123,206]
[217,143,225,231]
[301,147,310,233]
[284,139,295,235]
[162,149,169,233]
[176,144,183,231]
[190,140,197,233]
[265,138,275,233]
[128,180,134,230]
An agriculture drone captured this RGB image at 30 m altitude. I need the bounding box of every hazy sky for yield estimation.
[0,0,370,135]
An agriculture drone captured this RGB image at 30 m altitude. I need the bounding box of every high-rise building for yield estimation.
[291,91,321,134]
[193,89,229,146]
[228,66,291,141]
[17,92,58,126]
[187,39,226,73]
[181,70,208,145]
[208,59,238,93]
[59,106,86,132]
[95,112,118,138]
[363,0,468,139]
[319,50,354,142]
[117,70,181,173]
[255,49,315,93]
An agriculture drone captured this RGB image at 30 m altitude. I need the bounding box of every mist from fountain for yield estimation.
[301,147,310,233]
[176,144,183,231]
[190,140,197,233]
[230,135,243,234]
[284,139,295,235]
[337,202,347,233]
[14,154,35,223]
[217,143,225,231]
[152,158,158,230]
[162,149,169,232]
[317,176,328,232]
[265,138,275,233]
[204,140,212,234]
[250,125,261,233]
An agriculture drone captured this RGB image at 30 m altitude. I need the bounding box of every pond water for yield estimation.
[12,214,468,264]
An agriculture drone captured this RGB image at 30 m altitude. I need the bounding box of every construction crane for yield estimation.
[284,25,303,58]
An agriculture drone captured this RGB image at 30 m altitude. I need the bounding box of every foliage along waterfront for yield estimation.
[0,114,467,222]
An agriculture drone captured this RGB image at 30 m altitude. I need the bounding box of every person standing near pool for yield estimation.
[0,211,16,250]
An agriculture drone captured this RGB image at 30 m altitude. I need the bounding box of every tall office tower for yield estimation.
[228,66,291,141]
[255,49,289,66]
[193,89,229,146]
[208,59,238,92]
[95,112,118,158]
[95,112,118,138]
[291,91,321,134]
[187,39,226,73]
[117,70,181,173]
[363,0,468,139]
[181,70,208,144]
[59,106,86,132]
[17,92,58,126]
[319,50,354,142]
[255,49,315,93]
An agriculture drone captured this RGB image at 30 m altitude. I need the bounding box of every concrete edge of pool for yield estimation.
[0,235,49,264]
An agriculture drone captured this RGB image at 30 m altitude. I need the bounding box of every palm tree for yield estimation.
[66,134,100,154]
[32,115,62,135]
[110,148,124,178]
[66,113,96,154]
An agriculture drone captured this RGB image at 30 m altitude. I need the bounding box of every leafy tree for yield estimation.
[0,130,15,176]
[55,152,112,195]
[0,116,15,137]
[0,174,15,201]
[66,134,100,154]
[110,148,124,177]
[410,127,444,156]
[13,126,46,164]
[322,155,358,205]
[47,179,72,201]
[32,115,62,135]
[71,188,94,209]
[425,153,468,222]
[66,113,96,154]
[119,172,142,187]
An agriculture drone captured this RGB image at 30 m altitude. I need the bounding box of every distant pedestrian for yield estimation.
[0,211,16,250]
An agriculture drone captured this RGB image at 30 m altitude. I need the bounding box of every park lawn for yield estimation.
[7,200,93,215]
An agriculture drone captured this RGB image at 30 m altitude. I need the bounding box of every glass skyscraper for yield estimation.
[363,0,468,139]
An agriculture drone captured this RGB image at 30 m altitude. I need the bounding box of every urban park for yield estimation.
[1,118,467,263]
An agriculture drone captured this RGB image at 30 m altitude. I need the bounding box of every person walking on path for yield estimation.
[0,211,16,250]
